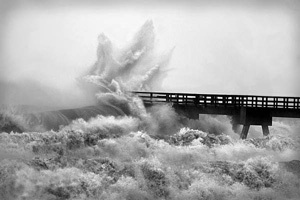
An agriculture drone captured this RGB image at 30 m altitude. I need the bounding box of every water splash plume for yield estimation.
[0,21,300,200]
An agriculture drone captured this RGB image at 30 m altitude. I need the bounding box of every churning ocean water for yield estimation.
[0,21,299,200]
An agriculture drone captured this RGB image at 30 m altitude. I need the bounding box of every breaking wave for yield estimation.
[0,21,300,200]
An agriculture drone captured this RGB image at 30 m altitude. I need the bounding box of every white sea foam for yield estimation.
[0,21,299,200]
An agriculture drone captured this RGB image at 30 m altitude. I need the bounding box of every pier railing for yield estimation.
[133,91,300,109]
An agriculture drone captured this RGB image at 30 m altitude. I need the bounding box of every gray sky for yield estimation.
[1,0,300,106]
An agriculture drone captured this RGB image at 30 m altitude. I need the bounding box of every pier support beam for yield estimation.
[240,125,250,139]
[232,123,240,133]
[262,125,270,136]
[238,108,272,139]
[231,115,241,133]
[240,124,270,139]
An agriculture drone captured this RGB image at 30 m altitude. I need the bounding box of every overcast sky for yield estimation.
[0,0,300,106]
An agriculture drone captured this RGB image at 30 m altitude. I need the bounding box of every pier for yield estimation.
[133,91,300,139]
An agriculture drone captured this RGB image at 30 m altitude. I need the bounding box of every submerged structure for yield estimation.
[133,91,300,139]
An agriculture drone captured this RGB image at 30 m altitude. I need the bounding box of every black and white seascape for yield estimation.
[0,1,300,200]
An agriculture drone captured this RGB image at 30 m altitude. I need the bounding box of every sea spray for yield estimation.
[1,122,300,199]
[0,20,172,133]
[0,21,300,200]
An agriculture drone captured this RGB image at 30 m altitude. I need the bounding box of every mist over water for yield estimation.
[0,21,300,200]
